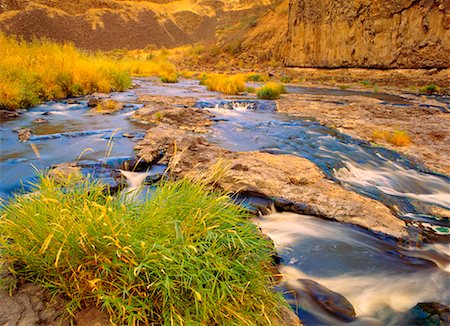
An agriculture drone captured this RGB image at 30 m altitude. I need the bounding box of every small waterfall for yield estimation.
[119,170,150,188]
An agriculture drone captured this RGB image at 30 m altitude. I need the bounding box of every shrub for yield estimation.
[339,85,350,90]
[0,176,284,325]
[387,130,411,146]
[159,72,178,83]
[245,86,255,93]
[419,84,441,95]
[246,73,269,82]
[256,83,286,100]
[202,74,246,95]
[280,76,292,83]
[372,129,411,147]
[0,34,177,110]
[360,80,371,86]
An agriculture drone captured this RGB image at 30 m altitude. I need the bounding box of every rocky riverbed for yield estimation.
[1,79,449,325]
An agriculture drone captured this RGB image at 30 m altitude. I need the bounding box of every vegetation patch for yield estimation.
[372,129,411,147]
[256,83,286,100]
[0,176,284,325]
[419,84,441,95]
[201,74,246,95]
[159,72,179,83]
[0,34,177,110]
[246,73,270,82]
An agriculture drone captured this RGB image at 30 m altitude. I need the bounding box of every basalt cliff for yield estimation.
[285,0,450,68]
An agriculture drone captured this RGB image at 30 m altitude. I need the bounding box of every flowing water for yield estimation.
[1,79,449,325]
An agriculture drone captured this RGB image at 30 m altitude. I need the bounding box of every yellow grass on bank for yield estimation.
[0,34,177,110]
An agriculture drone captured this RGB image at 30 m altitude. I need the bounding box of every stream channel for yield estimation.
[1,79,449,325]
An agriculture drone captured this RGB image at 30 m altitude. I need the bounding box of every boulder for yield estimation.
[296,279,356,322]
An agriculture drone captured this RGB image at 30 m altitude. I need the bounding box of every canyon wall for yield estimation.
[286,0,450,68]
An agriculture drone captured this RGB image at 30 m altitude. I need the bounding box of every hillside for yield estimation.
[0,0,271,50]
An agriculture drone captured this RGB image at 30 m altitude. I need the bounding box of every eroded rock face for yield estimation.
[136,127,407,238]
[286,0,450,68]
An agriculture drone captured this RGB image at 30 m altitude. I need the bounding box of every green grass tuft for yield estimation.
[256,83,286,100]
[0,176,284,325]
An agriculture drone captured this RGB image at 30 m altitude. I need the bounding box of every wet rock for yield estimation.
[0,110,19,118]
[48,163,84,182]
[136,127,408,238]
[0,283,68,326]
[122,133,135,138]
[91,100,123,114]
[297,279,356,322]
[132,103,212,133]
[405,302,450,326]
[87,96,99,107]
[66,98,79,105]
[32,118,48,124]
[16,128,32,142]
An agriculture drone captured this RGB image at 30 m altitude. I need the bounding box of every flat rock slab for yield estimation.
[136,125,407,238]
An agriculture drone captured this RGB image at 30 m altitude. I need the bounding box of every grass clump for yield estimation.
[256,83,286,100]
[159,72,178,83]
[372,129,411,147]
[0,34,177,110]
[280,76,292,83]
[0,176,284,325]
[246,73,269,82]
[419,84,441,95]
[202,74,246,95]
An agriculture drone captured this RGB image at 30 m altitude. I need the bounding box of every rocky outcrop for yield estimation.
[286,0,450,68]
[135,126,408,238]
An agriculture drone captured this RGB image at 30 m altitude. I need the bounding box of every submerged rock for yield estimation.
[405,302,450,326]
[136,126,408,238]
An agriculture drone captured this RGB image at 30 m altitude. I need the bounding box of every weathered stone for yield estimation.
[286,1,450,68]
[0,110,19,118]
[136,128,408,238]
[122,133,135,138]
[132,101,212,133]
